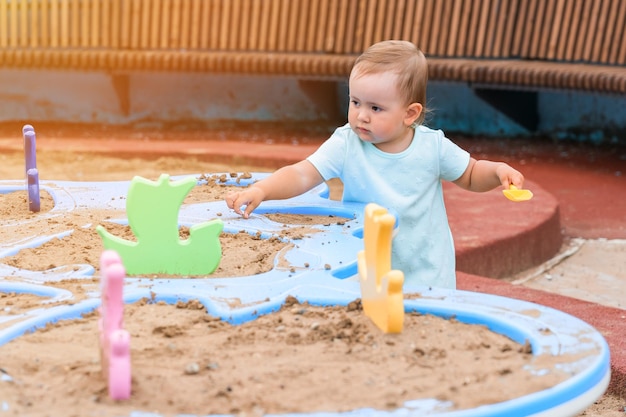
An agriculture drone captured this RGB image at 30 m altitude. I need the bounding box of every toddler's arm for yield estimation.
[226,160,324,218]
[453,158,525,192]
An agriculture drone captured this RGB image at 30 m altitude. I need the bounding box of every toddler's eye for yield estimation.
[350,100,360,107]
[371,106,382,112]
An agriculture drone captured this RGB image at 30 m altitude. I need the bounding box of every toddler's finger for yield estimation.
[243,200,259,219]
[229,195,246,215]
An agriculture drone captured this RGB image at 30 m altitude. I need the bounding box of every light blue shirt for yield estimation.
[307,123,470,289]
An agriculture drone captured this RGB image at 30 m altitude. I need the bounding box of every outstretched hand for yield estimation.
[454,159,526,193]
[224,161,325,218]
[496,163,525,189]
[225,187,265,219]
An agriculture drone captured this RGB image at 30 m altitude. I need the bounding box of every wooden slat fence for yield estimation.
[0,0,624,92]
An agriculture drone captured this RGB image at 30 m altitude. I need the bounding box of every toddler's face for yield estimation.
[348,70,415,153]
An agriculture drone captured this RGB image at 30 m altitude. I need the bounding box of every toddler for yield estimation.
[226,40,525,289]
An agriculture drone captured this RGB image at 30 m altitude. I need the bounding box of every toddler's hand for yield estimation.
[225,187,265,219]
[496,163,525,189]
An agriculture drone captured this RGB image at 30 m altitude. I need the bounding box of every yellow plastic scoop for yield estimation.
[503,184,534,202]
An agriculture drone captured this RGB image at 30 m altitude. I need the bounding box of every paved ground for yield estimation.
[1,122,625,404]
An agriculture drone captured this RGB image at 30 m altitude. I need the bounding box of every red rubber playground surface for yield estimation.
[0,123,625,398]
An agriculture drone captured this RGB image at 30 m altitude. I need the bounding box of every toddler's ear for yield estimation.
[405,103,423,127]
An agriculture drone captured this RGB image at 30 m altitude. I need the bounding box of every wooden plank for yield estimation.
[324,0,341,52]
[411,0,426,51]
[100,0,111,48]
[455,0,472,55]
[353,0,370,52]
[79,0,90,47]
[0,0,7,48]
[238,0,251,50]
[257,0,272,50]
[9,0,17,47]
[296,0,311,52]
[342,0,359,52]
[418,0,434,54]
[247,0,261,50]
[364,0,380,48]
[179,0,191,49]
[569,0,591,60]
[599,0,618,63]
[501,0,519,57]
[429,0,445,55]
[536,0,556,58]
[140,0,153,48]
[314,0,330,51]
[615,1,626,64]
[608,0,626,64]
[29,0,40,47]
[228,0,240,50]
[466,0,482,56]
[554,0,573,60]
[197,0,210,49]
[491,1,515,58]
[267,0,281,50]
[511,0,530,56]
[473,0,492,57]
[401,0,416,41]
[169,0,182,49]
[278,0,291,51]
[91,0,102,48]
[59,0,69,47]
[489,0,504,57]
[229,0,241,50]
[40,0,49,47]
[19,0,28,47]
[589,0,611,62]
[383,0,397,41]
[300,1,320,52]
[159,0,171,48]
[110,0,121,48]
[150,0,162,48]
[332,0,349,53]
[283,0,300,51]
[547,0,567,59]
[519,0,537,57]
[392,0,406,40]
[526,1,548,59]
[120,0,132,48]
[348,0,368,54]
[218,0,231,50]
[50,0,59,47]
[68,0,77,46]
[563,0,583,60]
[582,0,602,61]
[445,0,462,56]
[188,0,201,49]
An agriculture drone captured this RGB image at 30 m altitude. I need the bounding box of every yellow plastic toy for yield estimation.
[357,203,404,333]
[503,184,534,202]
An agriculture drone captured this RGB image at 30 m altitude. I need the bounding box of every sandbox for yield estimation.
[0,171,611,417]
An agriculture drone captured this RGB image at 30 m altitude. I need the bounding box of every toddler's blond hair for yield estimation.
[352,40,428,125]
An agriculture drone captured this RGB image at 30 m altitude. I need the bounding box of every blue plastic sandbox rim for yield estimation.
[0,287,610,417]
[0,174,611,416]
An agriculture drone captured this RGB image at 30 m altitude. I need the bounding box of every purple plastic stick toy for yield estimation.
[99,250,131,400]
[22,126,40,212]
[27,169,41,212]
[22,126,36,174]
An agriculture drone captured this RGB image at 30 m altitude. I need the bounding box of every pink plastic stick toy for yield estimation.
[99,250,131,400]
[22,126,40,212]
